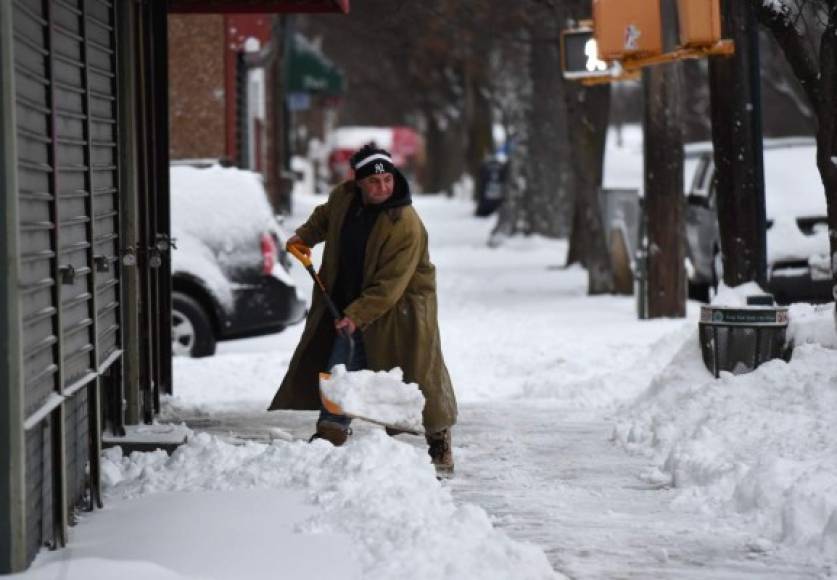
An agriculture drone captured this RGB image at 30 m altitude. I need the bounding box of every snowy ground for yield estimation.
[16,193,837,579]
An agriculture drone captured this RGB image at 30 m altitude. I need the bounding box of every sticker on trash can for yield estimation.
[700,306,789,326]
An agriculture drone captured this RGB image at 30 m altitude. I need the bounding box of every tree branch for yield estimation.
[754,0,823,109]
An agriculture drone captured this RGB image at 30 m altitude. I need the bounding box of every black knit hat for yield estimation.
[351,144,396,181]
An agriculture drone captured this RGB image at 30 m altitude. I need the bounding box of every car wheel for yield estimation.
[688,281,711,303]
[711,248,723,293]
[172,292,216,357]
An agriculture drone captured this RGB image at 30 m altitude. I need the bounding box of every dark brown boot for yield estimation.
[309,420,350,447]
[426,429,454,476]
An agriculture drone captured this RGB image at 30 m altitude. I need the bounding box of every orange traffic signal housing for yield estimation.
[678,0,722,47]
[593,0,723,61]
[593,0,662,60]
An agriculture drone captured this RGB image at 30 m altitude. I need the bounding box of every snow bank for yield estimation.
[321,365,425,432]
[613,305,837,559]
[99,431,560,580]
[788,303,837,349]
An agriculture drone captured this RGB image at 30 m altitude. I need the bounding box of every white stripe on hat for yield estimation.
[354,153,393,170]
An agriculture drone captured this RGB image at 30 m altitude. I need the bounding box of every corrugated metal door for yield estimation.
[13,0,120,562]
[15,0,62,556]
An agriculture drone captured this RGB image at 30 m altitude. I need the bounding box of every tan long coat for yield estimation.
[268,182,457,433]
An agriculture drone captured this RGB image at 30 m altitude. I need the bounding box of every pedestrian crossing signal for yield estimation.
[561,27,618,80]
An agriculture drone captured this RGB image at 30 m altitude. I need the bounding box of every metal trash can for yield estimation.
[474,158,507,217]
[699,302,792,378]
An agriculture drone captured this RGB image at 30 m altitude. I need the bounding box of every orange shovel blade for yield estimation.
[318,372,345,415]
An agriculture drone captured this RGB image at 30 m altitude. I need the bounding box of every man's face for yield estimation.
[358,173,395,205]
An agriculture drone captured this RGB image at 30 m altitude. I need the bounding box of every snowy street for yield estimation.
[18,193,836,580]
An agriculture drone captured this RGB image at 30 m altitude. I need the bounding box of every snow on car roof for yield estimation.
[764,145,825,219]
[605,127,824,218]
[170,164,277,252]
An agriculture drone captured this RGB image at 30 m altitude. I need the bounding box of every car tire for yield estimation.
[711,248,723,294]
[172,292,216,358]
[688,281,711,303]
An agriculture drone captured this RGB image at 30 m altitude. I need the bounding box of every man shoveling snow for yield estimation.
[268,144,458,475]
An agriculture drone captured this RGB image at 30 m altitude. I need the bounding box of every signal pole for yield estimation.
[708,0,767,287]
[643,61,686,318]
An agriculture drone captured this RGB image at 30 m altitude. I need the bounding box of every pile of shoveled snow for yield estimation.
[320,365,425,432]
[613,302,837,560]
[101,430,561,580]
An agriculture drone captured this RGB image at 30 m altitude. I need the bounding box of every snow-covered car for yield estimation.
[170,164,306,357]
[686,138,832,304]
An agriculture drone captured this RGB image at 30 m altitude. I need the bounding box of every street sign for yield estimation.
[286,92,312,111]
[561,28,619,80]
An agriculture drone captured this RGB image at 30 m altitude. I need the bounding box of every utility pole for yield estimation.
[643,61,686,318]
[708,0,766,287]
[642,0,687,318]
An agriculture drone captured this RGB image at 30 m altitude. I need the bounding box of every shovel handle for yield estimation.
[287,240,344,322]
[286,242,312,268]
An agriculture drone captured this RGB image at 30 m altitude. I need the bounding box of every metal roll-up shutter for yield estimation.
[12,0,122,562]
[13,0,60,557]
[53,0,94,392]
[86,0,120,371]
[52,0,95,526]
[15,0,58,432]
[23,423,53,562]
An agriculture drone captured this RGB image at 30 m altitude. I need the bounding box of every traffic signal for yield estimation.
[561,27,617,80]
[593,0,663,60]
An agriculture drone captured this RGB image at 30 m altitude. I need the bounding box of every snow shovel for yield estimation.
[286,242,355,362]
[317,370,424,436]
[287,243,424,435]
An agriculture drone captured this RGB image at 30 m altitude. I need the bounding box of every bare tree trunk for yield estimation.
[489,110,529,245]
[424,112,446,194]
[566,200,586,266]
[489,33,531,246]
[440,118,468,195]
[564,82,614,294]
[465,61,494,191]
[560,0,613,290]
[525,10,571,238]
[644,65,686,317]
[423,111,468,195]
[681,60,712,143]
[709,0,767,287]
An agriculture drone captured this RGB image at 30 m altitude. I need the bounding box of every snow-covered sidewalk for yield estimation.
[15,194,837,579]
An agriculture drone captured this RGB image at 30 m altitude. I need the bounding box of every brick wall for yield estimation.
[168,14,227,161]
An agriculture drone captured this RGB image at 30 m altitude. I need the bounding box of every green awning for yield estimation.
[285,34,344,96]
